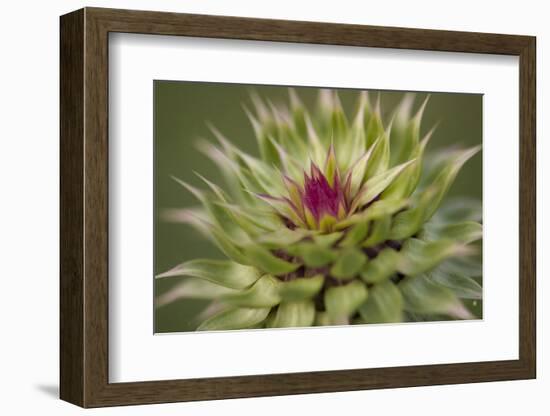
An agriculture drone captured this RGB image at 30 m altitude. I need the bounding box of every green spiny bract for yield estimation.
[157,89,482,331]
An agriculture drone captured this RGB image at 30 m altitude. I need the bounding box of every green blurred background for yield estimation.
[154,81,482,333]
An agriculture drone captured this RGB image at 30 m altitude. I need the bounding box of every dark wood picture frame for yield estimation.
[60,7,536,408]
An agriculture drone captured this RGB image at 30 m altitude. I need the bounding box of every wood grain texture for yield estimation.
[518,37,537,376]
[59,7,537,408]
[59,8,84,407]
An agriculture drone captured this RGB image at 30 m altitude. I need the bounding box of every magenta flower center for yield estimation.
[303,167,346,221]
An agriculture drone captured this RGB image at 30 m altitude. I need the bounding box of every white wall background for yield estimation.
[0,0,545,414]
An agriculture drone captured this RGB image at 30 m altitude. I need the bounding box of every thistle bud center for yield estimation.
[303,165,346,222]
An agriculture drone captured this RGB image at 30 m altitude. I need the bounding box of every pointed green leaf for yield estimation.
[358,280,403,323]
[325,280,368,320]
[197,307,271,331]
[354,90,370,130]
[243,245,299,275]
[194,171,228,200]
[289,88,308,140]
[279,275,325,301]
[317,89,333,132]
[210,226,250,264]
[364,198,410,220]
[171,176,250,242]
[196,140,248,202]
[382,160,420,202]
[362,216,392,247]
[317,90,348,145]
[331,95,349,142]
[389,93,414,165]
[211,203,269,236]
[249,91,270,121]
[173,209,250,264]
[222,274,281,308]
[243,157,286,195]
[365,99,385,148]
[288,242,337,267]
[360,248,400,283]
[388,186,437,240]
[339,221,369,247]
[156,259,261,289]
[423,146,481,220]
[236,164,274,194]
[324,143,338,186]
[347,121,367,170]
[364,130,391,179]
[336,198,409,229]
[267,301,316,328]
[216,202,282,232]
[312,232,343,247]
[245,100,281,166]
[161,207,209,225]
[398,239,469,276]
[257,228,311,248]
[282,174,304,211]
[319,214,338,233]
[330,248,367,279]
[383,126,434,200]
[399,275,473,319]
[352,159,416,210]
[388,205,424,240]
[421,221,482,244]
[265,134,302,179]
[391,95,428,165]
[346,93,368,162]
[210,130,284,194]
[156,278,240,307]
[346,150,370,196]
[254,193,303,227]
[437,256,482,277]
[432,197,482,224]
[345,127,390,195]
[305,116,326,166]
[429,270,482,299]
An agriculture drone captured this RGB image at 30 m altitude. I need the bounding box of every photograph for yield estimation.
[154,82,483,333]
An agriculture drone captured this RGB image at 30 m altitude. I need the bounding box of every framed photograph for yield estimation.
[60,7,536,408]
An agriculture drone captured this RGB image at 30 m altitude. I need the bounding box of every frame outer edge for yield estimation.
[519,36,537,378]
[60,8,86,407]
[83,6,111,408]
[59,6,537,407]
